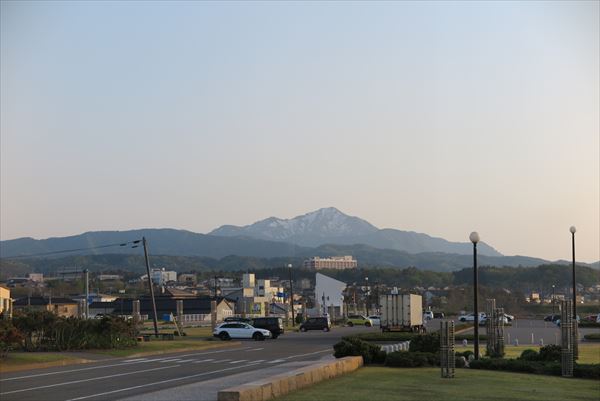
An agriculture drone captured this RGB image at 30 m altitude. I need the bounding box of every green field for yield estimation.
[276,367,600,401]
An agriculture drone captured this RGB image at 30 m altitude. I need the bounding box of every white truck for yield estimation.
[380,294,425,333]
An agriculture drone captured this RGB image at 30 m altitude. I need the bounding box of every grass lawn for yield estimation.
[0,352,84,372]
[276,367,600,401]
[90,338,229,357]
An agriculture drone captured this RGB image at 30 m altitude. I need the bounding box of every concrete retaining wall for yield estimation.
[217,356,363,401]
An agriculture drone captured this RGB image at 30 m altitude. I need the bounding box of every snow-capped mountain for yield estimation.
[209,207,503,257]
[210,207,379,246]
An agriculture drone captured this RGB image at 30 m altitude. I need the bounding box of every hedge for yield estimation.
[583,333,600,341]
[342,332,416,342]
[469,358,600,380]
[385,351,438,367]
[333,337,386,364]
[579,321,600,328]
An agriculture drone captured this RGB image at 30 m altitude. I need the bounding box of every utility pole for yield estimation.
[288,264,294,326]
[142,237,159,338]
[84,269,89,319]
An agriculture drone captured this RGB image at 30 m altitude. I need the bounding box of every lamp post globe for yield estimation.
[569,226,576,234]
[470,231,480,244]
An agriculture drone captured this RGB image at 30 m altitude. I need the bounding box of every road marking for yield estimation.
[0,365,179,396]
[283,349,331,359]
[192,359,214,363]
[65,361,264,401]
[268,359,285,364]
[159,359,182,363]
[122,358,147,363]
[252,359,266,363]
[0,347,250,382]
[245,347,264,352]
[211,359,232,363]
[229,359,248,364]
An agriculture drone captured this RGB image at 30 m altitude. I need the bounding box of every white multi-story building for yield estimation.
[151,268,177,285]
[303,256,357,270]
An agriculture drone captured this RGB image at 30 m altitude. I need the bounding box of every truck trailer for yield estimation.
[380,293,425,333]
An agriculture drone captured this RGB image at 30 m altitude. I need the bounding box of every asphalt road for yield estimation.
[0,326,375,401]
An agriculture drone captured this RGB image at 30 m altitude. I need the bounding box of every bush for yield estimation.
[538,345,561,362]
[518,349,540,361]
[579,321,600,328]
[455,356,466,368]
[584,333,600,341]
[333,337,386,364]
[409,333,440,353]
[385,351,437,367]
[574,364,600,380]
[455,334,488,342]
[456,350,473,359]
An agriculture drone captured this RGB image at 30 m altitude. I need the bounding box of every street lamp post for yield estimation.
[365,277,369,316]
[570,226,577,320]
[288,264,294,326]
[552,285,556,314]
[470,231,480,360]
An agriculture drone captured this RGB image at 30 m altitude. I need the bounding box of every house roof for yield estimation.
[91,296,234,315]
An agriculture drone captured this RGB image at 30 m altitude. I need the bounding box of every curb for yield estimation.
[217,356,363,401]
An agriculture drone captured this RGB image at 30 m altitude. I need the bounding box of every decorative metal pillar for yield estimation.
[440,320,455,378]
[561,300,574,377]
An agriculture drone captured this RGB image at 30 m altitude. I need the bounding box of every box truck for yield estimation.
[380,294,425,333]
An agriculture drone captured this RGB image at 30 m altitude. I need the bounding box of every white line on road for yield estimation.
[122,358,147,363]
[268,359,285,364]
[0,365,179,396]
[283,349,331,360]
[159,359,182,363]
[65,362,264,401]
[211,359,232,363]
[192,359,214,363]
[0,347,250,382]
[245,348,264,352]
[229,360,248,364]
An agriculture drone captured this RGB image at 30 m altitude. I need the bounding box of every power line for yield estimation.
[1,240,142,259]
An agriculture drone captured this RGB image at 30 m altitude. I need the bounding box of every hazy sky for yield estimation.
[1,1,598,262]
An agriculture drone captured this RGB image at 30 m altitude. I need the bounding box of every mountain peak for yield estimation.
[209,207,379,246]
[209,207,503,257]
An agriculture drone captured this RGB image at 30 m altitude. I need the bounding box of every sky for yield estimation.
[1,1,598,262]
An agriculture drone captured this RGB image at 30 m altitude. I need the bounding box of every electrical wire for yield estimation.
[1,239,142,259]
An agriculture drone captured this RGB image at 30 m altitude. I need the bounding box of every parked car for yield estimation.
[479,315,509,326]
[251,317,284,339]
[368,315,381,326]
[459,312,486,322]
[423,311,434,320]
[555,315,581,327]
[346,314,373,327]
[299,317,331,332]
[544,314,561,322]
[213,322,271,341]
[224,316,253,324]
[582,314,599,322]
[433,312,445,319]
[502,313,514,322]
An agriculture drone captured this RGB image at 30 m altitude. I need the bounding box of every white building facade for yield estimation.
[314,273,346,319]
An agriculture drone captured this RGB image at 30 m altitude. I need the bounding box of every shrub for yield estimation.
[579,321,600,328]
[385,351,438,368]
[456,350,473,359]
[538,345,561,362]
[574,364,600,380]
[455,334,488,342]
[333,337,386,364]
[455,356,466,368]
[409,333,440,353]
[518,349,540,361]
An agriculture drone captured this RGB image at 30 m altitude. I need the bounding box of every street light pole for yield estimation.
[288,264,294,326]
[552,285,556,314]
[365,277,369,316]
[570,226,577,320]
[470,231,480,360]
